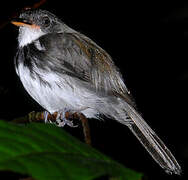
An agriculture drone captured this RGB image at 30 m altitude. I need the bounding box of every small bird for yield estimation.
[12,9,181,174]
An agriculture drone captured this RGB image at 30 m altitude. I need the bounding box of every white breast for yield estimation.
[16,62,99,118]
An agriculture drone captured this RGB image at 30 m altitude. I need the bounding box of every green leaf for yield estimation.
[0,120,142,180]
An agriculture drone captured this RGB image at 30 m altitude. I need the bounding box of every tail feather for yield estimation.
[117,101,181,175]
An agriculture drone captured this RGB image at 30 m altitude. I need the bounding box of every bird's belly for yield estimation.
[17,64,98,118]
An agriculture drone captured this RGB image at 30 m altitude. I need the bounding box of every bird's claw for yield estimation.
[44,111,53,124]
[44,110,78,127]
[56,110,78,127]
[56,118,78,127]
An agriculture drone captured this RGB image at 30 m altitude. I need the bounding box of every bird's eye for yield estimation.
[42,16,50,27]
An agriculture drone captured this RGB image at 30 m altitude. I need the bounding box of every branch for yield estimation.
[12,111,92,146]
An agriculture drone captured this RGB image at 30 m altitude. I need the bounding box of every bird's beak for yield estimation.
[11,18,40,29]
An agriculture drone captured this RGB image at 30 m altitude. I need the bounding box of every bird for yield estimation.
[11,9,181,175]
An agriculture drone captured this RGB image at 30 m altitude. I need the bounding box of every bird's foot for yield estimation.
[44,111,49,123]
[43,110,78,127]
[55,109,78,128]
[44,111,53,124]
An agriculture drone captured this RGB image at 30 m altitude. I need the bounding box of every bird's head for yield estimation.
[11,9,67,47]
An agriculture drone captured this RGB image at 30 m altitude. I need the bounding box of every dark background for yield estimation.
[0,0,188,179]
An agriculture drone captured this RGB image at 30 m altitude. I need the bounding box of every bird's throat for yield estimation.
[18,26,45,47]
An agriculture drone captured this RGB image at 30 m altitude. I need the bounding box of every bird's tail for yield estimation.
[110,98,181,175]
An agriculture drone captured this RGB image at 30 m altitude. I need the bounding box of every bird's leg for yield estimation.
[44,111,53,124]
[44,111,49,123]
[55,109,78,127]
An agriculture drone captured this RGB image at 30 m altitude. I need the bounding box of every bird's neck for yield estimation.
[18,27,45,47]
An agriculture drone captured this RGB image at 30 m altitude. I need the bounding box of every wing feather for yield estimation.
[37,32,133,104]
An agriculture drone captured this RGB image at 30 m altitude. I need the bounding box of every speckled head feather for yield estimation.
[15,9,74,47]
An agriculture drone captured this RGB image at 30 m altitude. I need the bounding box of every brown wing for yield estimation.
[38,32,134,105]
[71,32,134,105]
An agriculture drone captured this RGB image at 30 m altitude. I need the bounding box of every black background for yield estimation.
[0,0,188,179]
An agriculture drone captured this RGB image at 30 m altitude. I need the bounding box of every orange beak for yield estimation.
[11,18,40,29]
